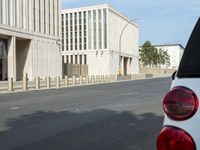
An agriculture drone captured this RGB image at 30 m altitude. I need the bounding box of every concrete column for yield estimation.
[121,57,124,75]
[8,36,17,81]
[35,77,40,89]
[2,0,6,24]
[29,0,32,30]
[65,76,68,86]
[54,0,58,36]
[8,78,13,92]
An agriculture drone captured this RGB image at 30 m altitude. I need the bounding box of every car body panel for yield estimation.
[163,78,200,149]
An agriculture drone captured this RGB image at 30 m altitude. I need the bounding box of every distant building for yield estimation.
[154,44,184,69]
[0,0,62,81]
[61,4,139,76]
[139,44,184,69]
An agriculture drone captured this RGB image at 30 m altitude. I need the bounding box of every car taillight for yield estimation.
[163,86,198,121]
[157,126,196,150]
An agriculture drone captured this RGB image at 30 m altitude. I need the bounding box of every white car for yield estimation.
[157,18,200,150]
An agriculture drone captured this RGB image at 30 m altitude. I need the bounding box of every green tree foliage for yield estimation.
[139,41,170,67]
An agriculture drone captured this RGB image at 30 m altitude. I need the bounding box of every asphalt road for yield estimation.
[0,77,171,150]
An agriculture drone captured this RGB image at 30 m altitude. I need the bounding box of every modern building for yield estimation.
[154,44,184,69]
[0,0,62,81]
[61,4,139,76]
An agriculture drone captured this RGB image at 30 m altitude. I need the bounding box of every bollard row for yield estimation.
[4,74,148,93]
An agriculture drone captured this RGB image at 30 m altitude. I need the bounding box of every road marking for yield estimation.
[120,92,138,96]
[10,107,20,110]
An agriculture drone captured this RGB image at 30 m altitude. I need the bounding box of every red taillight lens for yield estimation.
[163,86,198,121]
[157,127,196,150]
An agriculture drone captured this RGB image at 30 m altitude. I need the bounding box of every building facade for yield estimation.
[154,44,184,69]
[61,4,139,76]
[0,0,62,81]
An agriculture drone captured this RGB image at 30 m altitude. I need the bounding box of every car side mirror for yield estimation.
[172,71,177,80]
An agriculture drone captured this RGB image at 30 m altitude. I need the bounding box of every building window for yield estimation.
[66,55,69,63]
[70,55,73,64]
[49,0,51,35]
[79,55,82,64]
[98,9,102,49]
[33,1,36,31]
[69,13,73,50]
[62,56,64,64]
[88,11,92,50]
[103,9,107,49]
[75,55,78,64]
[84,55,87,64]
[39,0,41,32]
[93,10,97,49]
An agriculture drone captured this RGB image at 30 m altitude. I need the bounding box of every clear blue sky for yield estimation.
[61,0,200,47]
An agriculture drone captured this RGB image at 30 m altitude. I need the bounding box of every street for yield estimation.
[0,78,171,150]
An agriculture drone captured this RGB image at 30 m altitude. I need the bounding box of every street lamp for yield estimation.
[118,18,139,75]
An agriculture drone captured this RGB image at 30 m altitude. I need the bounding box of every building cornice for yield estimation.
[0,24,60,41]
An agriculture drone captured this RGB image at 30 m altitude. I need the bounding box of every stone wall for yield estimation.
[139,67,176,75]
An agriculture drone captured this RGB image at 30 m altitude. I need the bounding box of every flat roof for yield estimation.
[62,3,138,27]
[139,44,185,50]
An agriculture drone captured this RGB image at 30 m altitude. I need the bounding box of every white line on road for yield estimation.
[10,107,20,110]
[120,92,138,96]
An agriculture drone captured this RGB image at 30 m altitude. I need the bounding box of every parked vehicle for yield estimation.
[157,17,200,150]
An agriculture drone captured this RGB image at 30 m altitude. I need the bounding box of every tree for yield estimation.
[157,48,170,67]
[139,41,170,67]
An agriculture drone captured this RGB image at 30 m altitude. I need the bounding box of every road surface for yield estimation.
[0,78,171,150]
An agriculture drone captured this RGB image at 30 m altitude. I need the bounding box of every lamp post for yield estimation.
[118,19,138,75]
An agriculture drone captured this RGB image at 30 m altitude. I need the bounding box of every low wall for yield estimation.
[139,67,176,76]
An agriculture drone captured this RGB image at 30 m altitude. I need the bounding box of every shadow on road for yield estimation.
[0,109,163,150]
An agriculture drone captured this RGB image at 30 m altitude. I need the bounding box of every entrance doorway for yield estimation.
[0,59,2,80]
[0,40,7,81]
[124,57,128,75]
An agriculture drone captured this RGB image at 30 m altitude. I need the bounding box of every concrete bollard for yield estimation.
[110,75,112,82]
[56,76,60,88]
[102,75,105,82]
[131,74,134,80]
[93,76,96,83]
[35,77,40,90]
[23,76,28,91]
[115,75,118,81]
[85,75,89,84]
[105,75,108,82]
[91,76,94,83]
[65,76,68,86]
[80,76,82,85]
[8,78,13,92]
[72,76,76,86]
[99,75,102,83]
[96,75,99,83]
[47,77,51,88]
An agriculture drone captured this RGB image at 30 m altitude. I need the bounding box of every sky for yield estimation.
[61,0,200,47]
